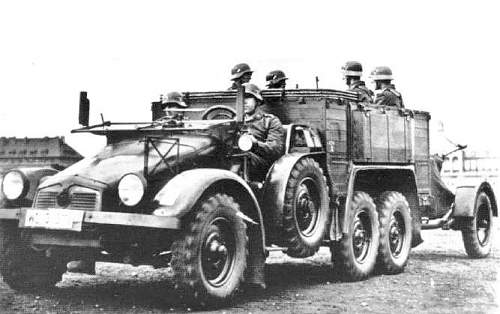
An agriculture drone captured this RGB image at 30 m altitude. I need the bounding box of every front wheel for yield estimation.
[461,192,493,258]
[331,192,379,281]
[170,193,248,306]
[0,222,66,291]
[376,192,412,274]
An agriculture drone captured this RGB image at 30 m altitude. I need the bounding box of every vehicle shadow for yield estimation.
[411,252,476,261]
[38,261,341,311]
[48,279,184,310]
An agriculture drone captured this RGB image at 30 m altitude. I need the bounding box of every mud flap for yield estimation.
[244,224,266,289]
[411,206,424,247]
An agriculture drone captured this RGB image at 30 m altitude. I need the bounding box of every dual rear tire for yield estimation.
[376,192,412,274]
[331,191,412,281]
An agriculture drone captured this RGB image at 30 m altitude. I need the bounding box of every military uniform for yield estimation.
[245,110,284,180]
[374,84,404,108]
[228,82,239,90]
[349,80,374,103]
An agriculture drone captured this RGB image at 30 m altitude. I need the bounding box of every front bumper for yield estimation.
[0,207,181,231]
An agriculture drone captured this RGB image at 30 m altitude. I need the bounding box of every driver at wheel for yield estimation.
[151,91,188,120]
[242,83,284,181]
[162,91,188,118]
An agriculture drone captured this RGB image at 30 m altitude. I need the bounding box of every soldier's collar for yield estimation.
[245,109,264,122]
[351,80,366,87]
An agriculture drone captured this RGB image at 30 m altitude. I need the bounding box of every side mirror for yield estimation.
[79,91,89,126]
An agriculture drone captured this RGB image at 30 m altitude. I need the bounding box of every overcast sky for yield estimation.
[0,0,499,157]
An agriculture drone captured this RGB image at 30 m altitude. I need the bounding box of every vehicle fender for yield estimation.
[453,181,498,217]
[154,168,267,286]
[1,167,59,207]
[261,152,323,242]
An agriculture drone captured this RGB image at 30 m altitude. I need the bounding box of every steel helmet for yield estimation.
[370,66,394,81]
[341,61,363,77]
[243,83,263,101]
[231,63,253,80]
[266,70,288,87]
[162,91,187,108]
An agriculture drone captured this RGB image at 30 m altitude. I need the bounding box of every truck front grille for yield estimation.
[35,191,58,208]
[35,190,99,211]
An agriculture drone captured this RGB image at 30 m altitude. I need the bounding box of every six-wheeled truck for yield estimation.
[0,87,496,306]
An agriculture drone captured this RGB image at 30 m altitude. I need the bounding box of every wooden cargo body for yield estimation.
[163,89,431,197]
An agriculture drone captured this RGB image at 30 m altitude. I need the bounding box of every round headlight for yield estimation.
[238,134,254,152]
[118,174,145,207]
[2,171,27,201]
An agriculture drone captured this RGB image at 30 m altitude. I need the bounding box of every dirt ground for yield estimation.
[0,219,498,314]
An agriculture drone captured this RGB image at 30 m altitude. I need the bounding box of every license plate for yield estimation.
[23,209,84,231]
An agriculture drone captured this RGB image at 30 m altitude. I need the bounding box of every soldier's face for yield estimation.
[244,97,257,114]
[241,72,252,83]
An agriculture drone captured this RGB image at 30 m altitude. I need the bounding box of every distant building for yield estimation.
[442,150,500,194]
[0,136,83,172]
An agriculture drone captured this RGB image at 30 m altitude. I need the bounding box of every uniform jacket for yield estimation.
[245,110,284,162]
[375,84,404,108]
[349,81,374,103]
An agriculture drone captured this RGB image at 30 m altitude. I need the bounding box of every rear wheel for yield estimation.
[331,192,379,281]
[170,193,248,306]
[282,158,330,258]
[461,192,493,258]
[376,192,412,274]
[0,222,66,291]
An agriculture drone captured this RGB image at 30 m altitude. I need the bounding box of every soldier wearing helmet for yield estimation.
[243,83,284,180]
[266,70,288,89]
[370,66,404,108]
[151,91,188,120]
[228,63,253,90]
[162,91,187,109]
[342,61,374,103]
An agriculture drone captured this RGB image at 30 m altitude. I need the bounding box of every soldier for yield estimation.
[370,66,404,108]
[266,70,288,89]
[341,61,373,102]
[228,63,253,90]
[152,91,187,120]
[242,83,284,181]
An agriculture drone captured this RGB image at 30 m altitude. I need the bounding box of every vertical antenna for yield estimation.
[315,76,319,89]
[296,84,299,89]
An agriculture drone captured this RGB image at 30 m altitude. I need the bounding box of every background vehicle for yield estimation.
[0,87,496,306]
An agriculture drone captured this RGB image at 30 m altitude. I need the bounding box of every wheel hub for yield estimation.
[201,218,235,287]
[295,178,320,236]
[352,213,371,262]
[476,205,491,246]
[389,214,404,257]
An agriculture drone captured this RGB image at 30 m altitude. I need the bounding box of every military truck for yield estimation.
[0,87,496,306]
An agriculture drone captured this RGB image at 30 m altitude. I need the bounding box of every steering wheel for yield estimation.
[202,106,236,120]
